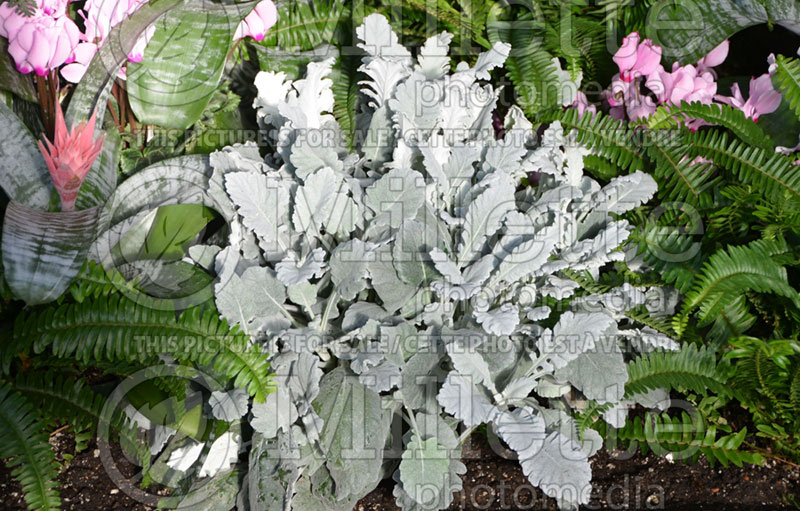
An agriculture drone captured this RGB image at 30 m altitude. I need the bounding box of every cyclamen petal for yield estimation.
[633,39,662,77]
[613,31,662,82]
[697,39,729,71]
[612,32,640,76]
[80,0,155,70]
[234,0,277,41]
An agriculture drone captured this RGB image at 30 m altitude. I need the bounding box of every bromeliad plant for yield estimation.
[175,14,725,511]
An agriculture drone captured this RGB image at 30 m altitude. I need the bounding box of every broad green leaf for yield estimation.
[141,204,215,261]
[292,464,365,511]
[175,468,241,511]
[649,0,800,65]
[247,433,301,510]
[116,259,213,305]
[2,201,100,304]
[0,100,53,210]
[65,0,182,130]
[105,155,230,225]
[127,0,257,129]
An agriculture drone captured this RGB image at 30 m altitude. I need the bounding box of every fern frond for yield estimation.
[706,295,757,344]
[773,55,800,119]
[0,383,60,511]
[609,411,763,467]
[552,108,645,170]
[69,260,139,302]
[13,295,273,402]
[645,102,774,151]
[629,221,702,294]
[11,373,151,470]
[582,154,621,180]
[331,55,360,150]
[261,0,349,51]
[625,343,730,397]
[643,129,717,206]
[503,21,564,117]
[682,239,800,324]
[687,130,800,201]
[790,364,800,412]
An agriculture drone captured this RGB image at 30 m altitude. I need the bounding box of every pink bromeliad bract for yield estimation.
[37,103,105,211]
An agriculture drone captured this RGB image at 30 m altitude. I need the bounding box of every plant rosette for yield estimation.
[160,14,677,511]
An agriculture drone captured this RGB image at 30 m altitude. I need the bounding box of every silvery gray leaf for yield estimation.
[276,248,327,286]
[209,388,250,421]
[474,304,519,336]
[437,372,498,427]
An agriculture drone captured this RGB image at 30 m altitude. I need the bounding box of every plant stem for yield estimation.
[36,74,53,137]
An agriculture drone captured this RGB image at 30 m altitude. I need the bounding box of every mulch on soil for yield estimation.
[2,432,798,511]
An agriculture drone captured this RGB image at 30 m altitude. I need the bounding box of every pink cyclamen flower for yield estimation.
[5,14,80,75]
[646,63,717,105]
[696,40,729,74]
[37,103,104,211]
[234,0,277,41]
[613,32,662,82]
[60,0,154,83]
[716,74,782,122]
[0,0,69,36]
[603,73,655,121]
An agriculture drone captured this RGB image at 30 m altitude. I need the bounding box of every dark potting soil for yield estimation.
[1,432,798,511]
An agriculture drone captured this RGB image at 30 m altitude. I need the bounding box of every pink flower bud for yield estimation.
[37,102,104,211]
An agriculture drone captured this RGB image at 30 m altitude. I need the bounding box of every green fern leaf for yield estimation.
[609,411,763,467]
[773,55,800,119]
[501,20,564,117]
[682,240,800,323]
[643,129,717,206]
[687,130,800,201]
[331,55,360,150]
[645,101,774,151]
[261,0,348,51]
[11,373,151,467]
[0,383,61,511]
[552,108,646,170]
[625,343,730,397]
[14,295,274,402]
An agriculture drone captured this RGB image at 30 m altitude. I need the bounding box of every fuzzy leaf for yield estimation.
[209,388,250,421]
